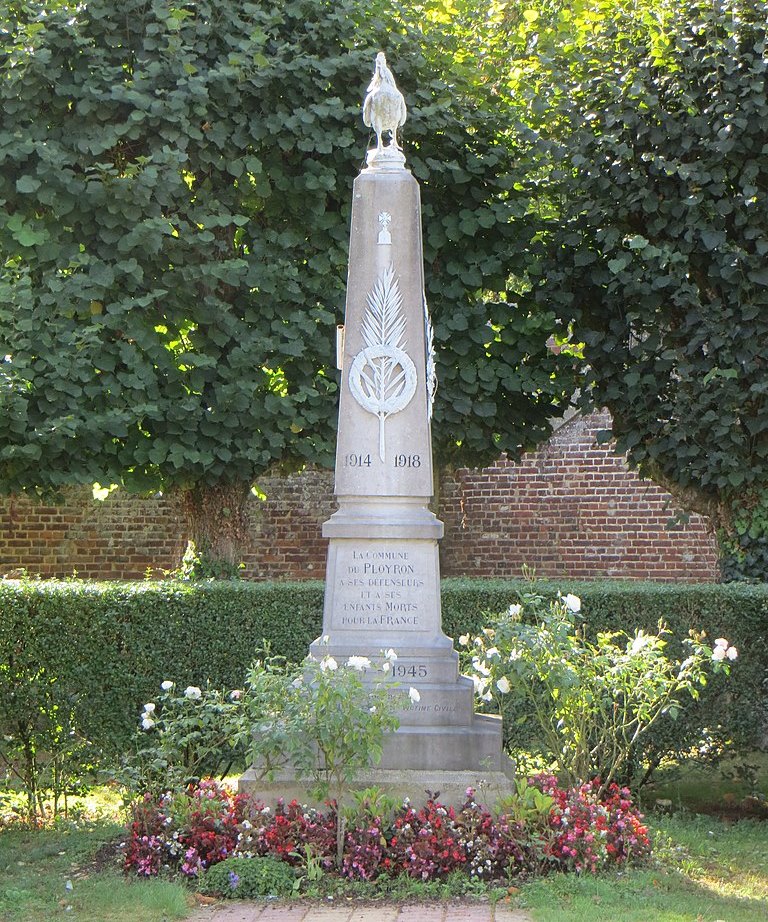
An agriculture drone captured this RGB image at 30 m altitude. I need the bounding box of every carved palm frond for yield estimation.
[349,264,417,460]
[361,263,406,352]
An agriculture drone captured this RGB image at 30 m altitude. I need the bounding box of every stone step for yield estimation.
[394,677,476,727]
[378,714,509,773]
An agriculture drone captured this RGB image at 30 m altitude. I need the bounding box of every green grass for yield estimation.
[639,751,768,813]
[0,801,191,922]
[520,816,767,922]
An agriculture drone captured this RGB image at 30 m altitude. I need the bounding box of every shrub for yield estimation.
[122,681,247,796]
[460,590,738,789]
[199,856,297,899]
[125,650,400,798]
[0,578,325,765]
[248,651,401,804]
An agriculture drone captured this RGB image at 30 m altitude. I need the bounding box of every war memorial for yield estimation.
[241,54,513,805]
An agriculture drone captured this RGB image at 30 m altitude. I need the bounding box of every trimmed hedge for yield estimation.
[0,579,324,760]
[1,578,766,767]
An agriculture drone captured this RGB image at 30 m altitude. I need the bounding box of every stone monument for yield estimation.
[316,53,512,797]
[242,54,513,805]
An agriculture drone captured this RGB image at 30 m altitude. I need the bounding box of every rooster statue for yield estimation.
[363,52,407,166]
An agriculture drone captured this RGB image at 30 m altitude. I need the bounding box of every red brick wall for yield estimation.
[245,467,336,580]
[439,412,718,581]
[0,490,187,580]
[0,412,719,581]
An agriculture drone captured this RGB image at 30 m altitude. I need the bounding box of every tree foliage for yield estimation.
[0,0,575,567]
[536,0,768,579]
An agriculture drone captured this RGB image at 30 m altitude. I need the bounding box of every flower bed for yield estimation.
[124,777,650,887]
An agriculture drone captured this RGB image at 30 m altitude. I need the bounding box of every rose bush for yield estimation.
[460,590,738,791]
[122,648,401,805]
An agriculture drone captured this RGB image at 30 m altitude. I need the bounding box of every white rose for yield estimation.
[141,717,155,730]
[160,680,174,691]
[384,648,398,661]
[184,686,202,700]
[496,677,511,694]
[630,633,651,655]
[563,593,581,613]
[507,603,522,618]
[472,658,491,677]
[320,656,338,672]
[346,656,371,671]
[142,702,156,713]
[458,634,470,646]
[408,687,421,703]
[726,646,738,660]
[486,646,499,659]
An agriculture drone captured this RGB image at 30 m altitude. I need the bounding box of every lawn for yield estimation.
[522,815,767,922]
[0,817,190,922]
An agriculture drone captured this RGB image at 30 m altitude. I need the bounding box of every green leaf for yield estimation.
[607,254,631,274]
[627,234,648,250]
[16,176,41,194]
[748,268,768,286]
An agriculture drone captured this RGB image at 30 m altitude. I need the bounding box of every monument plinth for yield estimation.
[242,54,512,806]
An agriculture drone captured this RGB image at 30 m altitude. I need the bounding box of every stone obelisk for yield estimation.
[307,54,513,797]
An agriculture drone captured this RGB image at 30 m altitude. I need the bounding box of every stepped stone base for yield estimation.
[238,765,515,811]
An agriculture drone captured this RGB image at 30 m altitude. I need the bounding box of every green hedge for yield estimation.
[1,578,766,767]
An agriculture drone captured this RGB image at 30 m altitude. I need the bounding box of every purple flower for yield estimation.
[228,870,240,889]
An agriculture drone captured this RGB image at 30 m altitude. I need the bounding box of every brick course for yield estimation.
[0,412,718,582]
